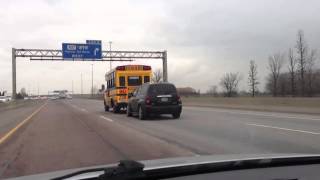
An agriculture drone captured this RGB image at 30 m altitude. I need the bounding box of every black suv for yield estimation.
[127,83,182,120]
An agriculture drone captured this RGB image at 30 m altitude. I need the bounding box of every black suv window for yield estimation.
[148,84,177,95]
[133,87,140,96]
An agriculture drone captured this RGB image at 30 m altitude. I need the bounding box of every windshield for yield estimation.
[1,0,320,179]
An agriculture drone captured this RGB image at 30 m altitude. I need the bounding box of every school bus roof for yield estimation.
[106,65,152,75]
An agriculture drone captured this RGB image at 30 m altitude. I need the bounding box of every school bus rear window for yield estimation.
[128,76,142,86]
[119,76,125,86]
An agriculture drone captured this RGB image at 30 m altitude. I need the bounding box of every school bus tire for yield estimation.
[113,105,119,113]
[104,101,109,112]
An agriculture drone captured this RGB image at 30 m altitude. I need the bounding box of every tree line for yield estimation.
[207,30,319,97]
[266,30,319,97]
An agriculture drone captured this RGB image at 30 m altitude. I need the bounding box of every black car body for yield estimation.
[127,83,182,119]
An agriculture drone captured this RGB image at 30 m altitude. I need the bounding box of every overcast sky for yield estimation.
[0,0,319,95]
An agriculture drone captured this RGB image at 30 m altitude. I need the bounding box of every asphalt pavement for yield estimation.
[1,98,320,178]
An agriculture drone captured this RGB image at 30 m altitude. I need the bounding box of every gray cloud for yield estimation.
[0,0,319,94]
[144,0,320,90]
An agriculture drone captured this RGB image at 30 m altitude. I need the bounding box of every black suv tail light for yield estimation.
[145,96,152,105]
[177,95,181,104]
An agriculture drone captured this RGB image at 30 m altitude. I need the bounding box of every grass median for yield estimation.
[0,100,44,111]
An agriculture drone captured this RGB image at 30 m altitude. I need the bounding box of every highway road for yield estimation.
[1,98,320,178]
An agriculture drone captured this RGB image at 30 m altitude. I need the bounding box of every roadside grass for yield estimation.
[181,96,320,115]
[73,94,320,115]
[0,100,43,111]
[0,100,23,108]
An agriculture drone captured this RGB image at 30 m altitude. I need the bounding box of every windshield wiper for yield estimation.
[52,160,146,180]
[98,160,145,180]
[53,155,320,180]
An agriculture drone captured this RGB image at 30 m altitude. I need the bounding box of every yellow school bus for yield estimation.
[104,65,152,113]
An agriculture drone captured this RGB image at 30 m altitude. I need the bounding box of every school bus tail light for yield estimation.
[143,66,151,70]
[116,66,125,70]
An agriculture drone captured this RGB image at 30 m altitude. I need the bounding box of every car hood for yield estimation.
[6,153,320,180]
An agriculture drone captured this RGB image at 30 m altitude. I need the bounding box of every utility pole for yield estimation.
[109,41,112,70]
[27,84,31,96]
[91,64,94,96]
[37,82,39,96]
[72,80,74,95]
[81,73,83,95]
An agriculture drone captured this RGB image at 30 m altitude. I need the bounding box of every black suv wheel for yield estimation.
[172,112,181,119]
[126,105,132,117]
[138,106,146,120]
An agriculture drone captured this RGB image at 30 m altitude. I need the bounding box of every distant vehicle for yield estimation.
[0,96,10,103]
[58,93,67,99]
[30,96,40,100]
[40,96,48,100]
[104,65,152,113]
[127,83,182,120]
[66,94,72,99]
[49,96,59,100]
[6,96,12,101]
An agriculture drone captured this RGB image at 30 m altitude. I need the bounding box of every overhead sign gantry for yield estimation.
[12,40,168,100]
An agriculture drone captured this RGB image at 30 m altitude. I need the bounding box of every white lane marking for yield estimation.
[246,123,320,135]
[241,112,320,121]
[100,115,114,122]
[185,106,320,121]
[69,104,79,109]
[81,108,88,112]
[70,104,87,112]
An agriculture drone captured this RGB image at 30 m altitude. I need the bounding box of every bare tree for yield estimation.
[306,49,317,96]
[99,84,105,93]
[207,85,218,96]
[296,30,308,96]
[248,60,259,97]
[278,73,288,96]
[152,69,163,83]
[219,72,241,97]
[20,88,27,97]
[288,48,297,96]
[268,52,284,96]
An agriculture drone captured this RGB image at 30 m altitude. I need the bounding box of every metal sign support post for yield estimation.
[162,51,168,82]
[12,48,16,100]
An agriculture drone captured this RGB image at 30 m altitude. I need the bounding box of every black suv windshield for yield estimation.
[148,84,177,95]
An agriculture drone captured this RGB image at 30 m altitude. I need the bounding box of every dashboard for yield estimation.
[166,164,319,180]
